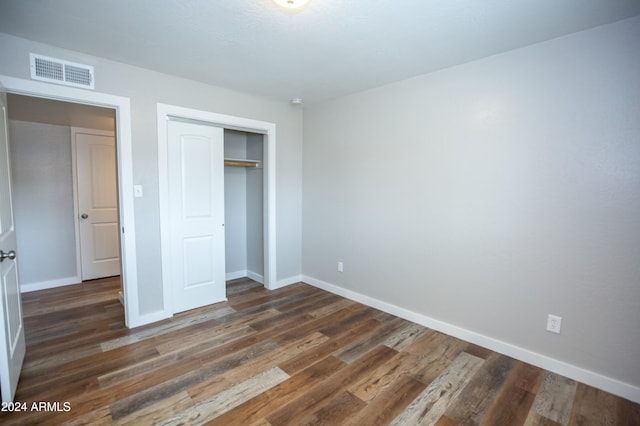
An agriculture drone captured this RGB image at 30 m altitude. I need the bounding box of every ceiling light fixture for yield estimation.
[273,0,310,9]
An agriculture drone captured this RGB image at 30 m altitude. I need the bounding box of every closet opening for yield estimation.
[157,103,277,319]
[224,130,266,287]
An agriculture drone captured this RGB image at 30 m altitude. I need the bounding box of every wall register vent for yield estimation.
[30,53,95,89]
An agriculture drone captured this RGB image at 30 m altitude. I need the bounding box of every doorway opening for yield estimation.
[7,94,121,292]
[1,75,140,328]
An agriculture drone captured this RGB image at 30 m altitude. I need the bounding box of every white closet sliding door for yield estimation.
[167,120,226,313]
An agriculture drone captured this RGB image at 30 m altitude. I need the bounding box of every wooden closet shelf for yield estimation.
[224,159,260,168]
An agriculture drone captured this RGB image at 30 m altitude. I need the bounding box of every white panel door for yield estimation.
[0,86,26,402]
[75,131,121,280]
[168,121,226,313]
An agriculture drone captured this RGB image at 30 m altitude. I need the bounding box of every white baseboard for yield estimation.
[226,270,264,284]
[127,293,227,329]
[226,270,248,281]
[247,270,264,284]
[20,276,81,293]
[128,309,172,329]
[270,274,302,290]
[302,275,640,404]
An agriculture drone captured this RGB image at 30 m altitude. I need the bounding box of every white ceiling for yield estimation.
[1,0,639,105]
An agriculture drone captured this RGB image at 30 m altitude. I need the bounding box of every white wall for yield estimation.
[0,32,303,315]
[9,120,77,287]
[302,16,640,399]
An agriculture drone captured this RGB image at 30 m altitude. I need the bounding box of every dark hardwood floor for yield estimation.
[1,276,638,425]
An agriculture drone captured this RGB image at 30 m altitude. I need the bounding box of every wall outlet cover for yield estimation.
[547,314,562,334]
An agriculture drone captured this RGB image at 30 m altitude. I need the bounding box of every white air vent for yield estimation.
[30,53,94,89]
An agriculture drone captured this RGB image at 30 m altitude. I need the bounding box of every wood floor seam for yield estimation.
[2,276,638,426]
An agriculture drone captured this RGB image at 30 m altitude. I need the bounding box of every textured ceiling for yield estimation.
[1,0,639,104]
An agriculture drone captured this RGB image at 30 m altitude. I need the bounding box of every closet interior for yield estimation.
[223,129,265,286]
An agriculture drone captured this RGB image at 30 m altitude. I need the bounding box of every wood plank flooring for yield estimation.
[1,276,638,425]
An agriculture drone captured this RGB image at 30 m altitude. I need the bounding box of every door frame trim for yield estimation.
[157,103,277,316]
[0,75,140,328]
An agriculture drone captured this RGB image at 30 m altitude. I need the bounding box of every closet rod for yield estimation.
[224,159,260,168]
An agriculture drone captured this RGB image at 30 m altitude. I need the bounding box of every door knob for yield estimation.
[0,250,16,262]
[81,213,89,219]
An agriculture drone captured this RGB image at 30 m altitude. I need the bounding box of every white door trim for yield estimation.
[0,75,141,328]
[157,103,277,316]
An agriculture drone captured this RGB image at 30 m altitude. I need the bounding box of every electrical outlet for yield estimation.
[546,314,562,334]
[337,261,344,273]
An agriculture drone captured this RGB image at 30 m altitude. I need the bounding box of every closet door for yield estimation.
[167,121,226,313]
